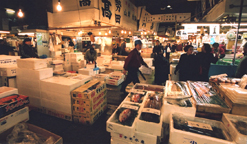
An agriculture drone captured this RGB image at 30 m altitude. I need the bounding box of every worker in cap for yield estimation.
[120,40,149,95]
[20,38,39,58]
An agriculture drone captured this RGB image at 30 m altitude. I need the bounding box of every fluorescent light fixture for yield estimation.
[5,8,15,14]
[221,23,247,26]
[179,29,207,31]
[182,23,219,26]
[230,29,247,32]
[18,33,34,36]
[0,31,10,34]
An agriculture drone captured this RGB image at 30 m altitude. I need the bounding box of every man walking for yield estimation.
[120,40,149,95]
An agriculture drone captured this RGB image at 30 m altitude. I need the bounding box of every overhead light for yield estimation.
[221,23,247,26]
[0,31,10,34]
[18,33,34,36]
[109,30,111,34]
[144,32,147,35]
[141,32,143,35]
[124,31,127,34]
[57,2,62,11]
[5,8,15,14]
[182,23,219,26]
[167,5,171,8]
[129,31,131,34]
[121,30,124,34]
[154,32,157,35]
[105,33,108,36]
[17,9,24,18]
[99,32,101,35]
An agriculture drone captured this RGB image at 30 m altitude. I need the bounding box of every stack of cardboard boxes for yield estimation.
[71,79,107,125]
[0,55,20,88]
[52,60,64,73]
[16,58,53,108]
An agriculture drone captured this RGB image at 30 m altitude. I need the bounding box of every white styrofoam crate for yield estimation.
[106,78,124,86]
[0,65,17,77]
[109,72,125,79]
[51,51,62,57]
[86,64,95,69]
[52,59,63,64]
[123,91,147,106]
[40,77,81,95]
[28,96,42,107]
[78,68,94,76]
[106,103,141,137]
[0,76,17,88]
[143,58,153,68]
[17,58,47,70]
[136,108,163,136]
[17,68,53,80]
[18,86,41,98]
[17,77,40,89]
[162,99,196,123]
[169,113,235,144]
[93,74,109,81]
[0,107,29,134]
[63,64,71,72]
[67,74,92,86]
[41,98,72,115]
[111,64,124,71]
[0,55,20,65]
[222,113,247,144]
[41,90,71,105]
[111,137,132,144]
[0,86,18,98]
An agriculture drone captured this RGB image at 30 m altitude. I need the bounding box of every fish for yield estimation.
[131,94,141,102]
[119,109,131,123]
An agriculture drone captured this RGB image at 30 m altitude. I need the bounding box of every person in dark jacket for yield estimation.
[20,38,39,58]
[153,40,164,55]
[175,45,198,81]
[120,40,127,56]
[68,38,74,47]
[171,42,177,52]
[120,40,149,94]
[84,45,97,64]
[0,39,14,55]
[196,44,218,81]
[112,43,120,55]
[236,42,247,78]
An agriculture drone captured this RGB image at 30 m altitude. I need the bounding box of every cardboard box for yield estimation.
[69,75,92,85]
[0,107,29,134]
[169,113,235,144]
[0,94,29,118]
[41,90,71,105]
[0,122,63,144]
[17,68,53,80]
[18,86,41,98]
[0,87,18,98]
[107,103,141,137]
[72,94,107,114]
[109,72,125,79]
[73,102,107,125]
[40,77,81,95]
[17,58,47,70]
[0,65,17,77]
[41,98,72,115]
[222,113,247,144]
[71,79,106,100]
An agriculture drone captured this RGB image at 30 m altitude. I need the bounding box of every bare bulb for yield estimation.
[99,32,101,35]
[57,2,62,11]
[129,31,131,34]
[109,30,111,34]
[18,9,24,18]
[105,33,108,36]
[121,30,124,34]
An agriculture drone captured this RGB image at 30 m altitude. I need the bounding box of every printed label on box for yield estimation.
[142,108,160,116]
[121,104,139,111]
[188,121,213,131]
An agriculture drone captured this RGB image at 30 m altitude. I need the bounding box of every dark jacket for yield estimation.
[124,48,148,70]
[171,44,177,52]
[0,44,14,55]
[175,54,198,81]
[153,45,164,55]
[20,44,39,58]
[120,42,127,56]
[112,47,120,55]
[84,48,97,62]
[154,54,169,84]
[236,56,247,78]
[196,52,218,81]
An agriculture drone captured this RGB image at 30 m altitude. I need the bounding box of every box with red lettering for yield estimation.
[0,94,29,118]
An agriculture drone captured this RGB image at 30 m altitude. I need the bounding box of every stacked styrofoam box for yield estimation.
[111,61,124,71]
[61,73,92,85]
[65,53,84,72]
[106,72,125,86]
[69,52,84,62]
[162,80,196,123]
[71,60,86,72]
[40,77,81,115]
[78,67,99,76]
[97,55,112,66]
[93,74,109,81]
[51,51,62,58]
[0,86,18,98]
[16,58,53,107]
[0,55,20,88]
[98,66,106,73]
[222,113,247,144]
[52,60,64,73]
[169,113,235,144]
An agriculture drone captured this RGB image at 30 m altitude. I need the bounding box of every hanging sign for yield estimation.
[209,25,220,35]
[227,31,236,39]
[176,30,188,36]
[184,25,197,33]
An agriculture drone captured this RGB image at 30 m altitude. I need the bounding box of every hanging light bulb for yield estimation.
[105,33,108,36]
[141,32,143,35]
[124,31,127,34]
[17,9,24,18]
[121,30,124,34]
[144,32,147,35]
[99,32,101,35]
[129,31,131,34]
[108,30,111,34]
[57,2,62,11]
